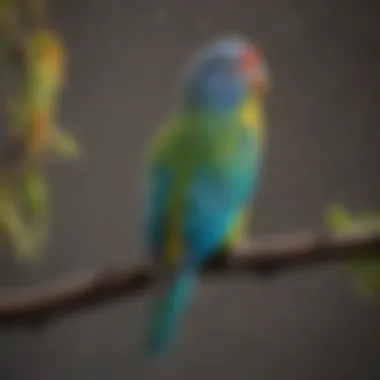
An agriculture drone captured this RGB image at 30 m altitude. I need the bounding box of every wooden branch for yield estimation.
[1,229,380,326]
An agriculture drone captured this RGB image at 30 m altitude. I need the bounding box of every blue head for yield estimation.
[182,35,268,111]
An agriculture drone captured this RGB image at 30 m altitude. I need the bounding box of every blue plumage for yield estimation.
[146,269,196,355]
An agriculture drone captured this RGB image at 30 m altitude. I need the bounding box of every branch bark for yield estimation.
[0,228,380,326]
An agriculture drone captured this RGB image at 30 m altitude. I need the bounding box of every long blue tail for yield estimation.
[145,270,196,356]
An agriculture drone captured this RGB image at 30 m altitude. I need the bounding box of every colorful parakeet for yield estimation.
[143,35,270,355]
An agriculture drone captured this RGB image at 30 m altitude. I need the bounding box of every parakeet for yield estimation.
[143,35,270,355]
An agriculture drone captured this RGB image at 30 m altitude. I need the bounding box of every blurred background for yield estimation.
[1,0,380,378]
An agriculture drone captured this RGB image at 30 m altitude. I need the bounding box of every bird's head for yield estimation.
[182,35,269,110]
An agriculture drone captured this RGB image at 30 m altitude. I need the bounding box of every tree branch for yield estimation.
[1,229,380,326]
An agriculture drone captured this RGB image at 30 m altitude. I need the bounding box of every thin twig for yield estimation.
[0,229,380,326]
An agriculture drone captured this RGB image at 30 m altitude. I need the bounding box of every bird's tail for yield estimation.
[145,269,196,356]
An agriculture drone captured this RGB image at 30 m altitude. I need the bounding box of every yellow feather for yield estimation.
[224,209,247,247]
[240,95,264,145]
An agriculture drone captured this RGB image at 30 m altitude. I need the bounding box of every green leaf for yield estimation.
[51,129,81,160]
[325,204,380,298]
[18,168,50,261]
[0,180,33,260]
[325,204,351,232]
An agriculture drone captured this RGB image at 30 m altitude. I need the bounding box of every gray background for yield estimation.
[1,0,380,378]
